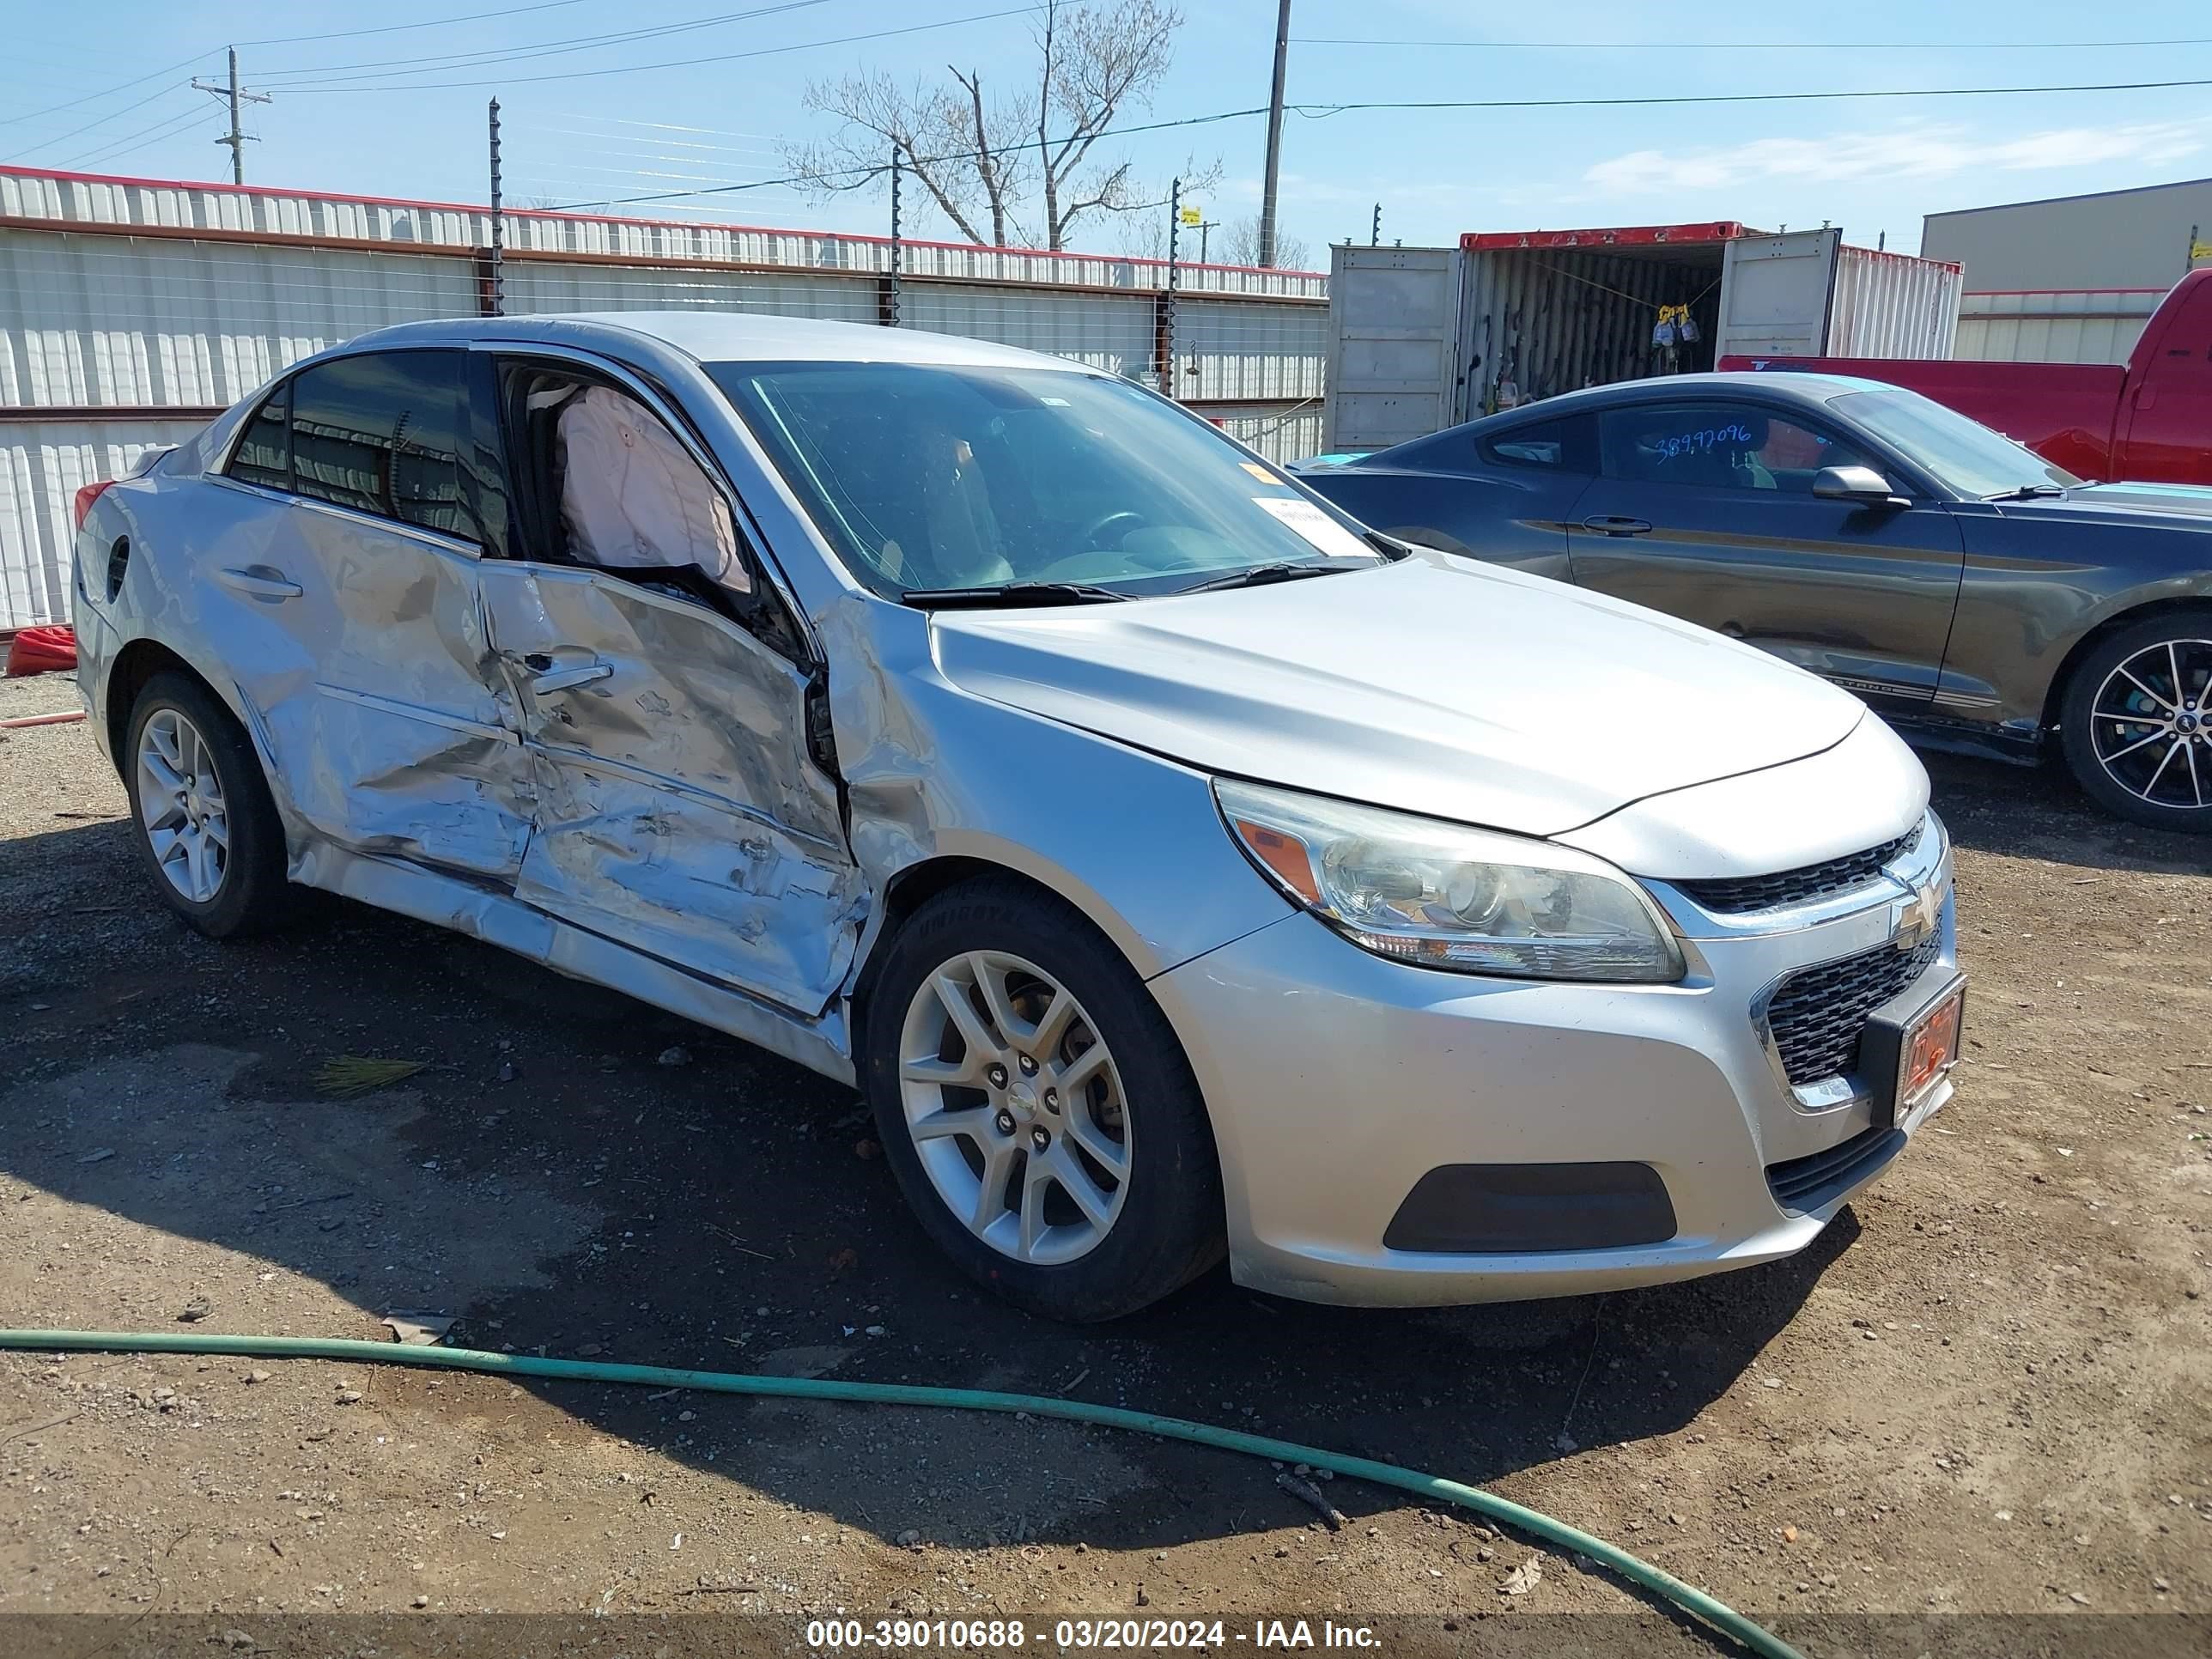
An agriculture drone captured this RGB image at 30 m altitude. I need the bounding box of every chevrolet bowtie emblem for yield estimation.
[1893,880,1942,950]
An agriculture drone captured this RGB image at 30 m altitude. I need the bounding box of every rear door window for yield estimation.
[286,350,493,544]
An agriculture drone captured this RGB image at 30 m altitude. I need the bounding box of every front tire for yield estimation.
[860,876,1225,1322]
[123,670,294,935]
[2059,613,2212,833]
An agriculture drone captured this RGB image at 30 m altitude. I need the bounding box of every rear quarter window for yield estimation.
[1478,414,1593,472]
[226,383,290,491]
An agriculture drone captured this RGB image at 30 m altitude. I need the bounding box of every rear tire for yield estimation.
[2058,611,2212,833]
[860,875,1225,1322]
[123,670,295,936]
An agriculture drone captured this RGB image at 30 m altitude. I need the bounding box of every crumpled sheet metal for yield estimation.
[483,562,866,1018]
[821,594,1290,993]
[84,376,1284,1088]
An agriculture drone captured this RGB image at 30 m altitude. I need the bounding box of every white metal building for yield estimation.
[1922,176,2212,366]
[0,164,1330,632]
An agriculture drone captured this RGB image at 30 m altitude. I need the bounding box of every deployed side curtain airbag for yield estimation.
[557,386,750,592]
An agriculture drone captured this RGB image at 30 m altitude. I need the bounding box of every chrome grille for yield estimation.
[1680,823,1923,915]
[1766,933,1942,1085]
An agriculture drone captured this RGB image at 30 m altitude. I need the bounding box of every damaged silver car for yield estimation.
[73,313,1962,1321]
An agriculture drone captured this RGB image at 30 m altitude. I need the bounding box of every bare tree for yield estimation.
[1216,215,1309,270]
[1113,213,1170,260]
[781,0,1215,251]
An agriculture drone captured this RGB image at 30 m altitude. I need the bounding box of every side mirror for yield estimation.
[1812,465,1909,508]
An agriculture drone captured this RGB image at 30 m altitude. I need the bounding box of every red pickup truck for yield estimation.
[1722,267,2212,486]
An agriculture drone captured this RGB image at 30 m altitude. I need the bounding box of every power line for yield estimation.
[552,70,2212,214]
[60,103,221,173]
[1286,76,2212,118]
[236,2,594,48]
[7,82,198,158]
[557,104,1273,209]
[256,0,838,82]
[0,51,221,130]
[255,5,1040,92]
[1294,34,2212,51]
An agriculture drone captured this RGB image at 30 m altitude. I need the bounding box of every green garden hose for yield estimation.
[0,1328,1803,1659]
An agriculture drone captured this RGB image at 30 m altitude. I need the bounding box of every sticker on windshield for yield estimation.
[1251,495,1371,560]
[1240,460,1278,483]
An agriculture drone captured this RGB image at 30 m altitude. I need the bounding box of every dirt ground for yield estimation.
[2,665,2208,1657]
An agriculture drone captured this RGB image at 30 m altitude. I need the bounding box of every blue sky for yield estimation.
[4,1,2209,267]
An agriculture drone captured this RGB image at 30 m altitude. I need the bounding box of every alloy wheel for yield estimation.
[896,949,1131,1265]
[2090,638,2212,811]
[137,706,230,903]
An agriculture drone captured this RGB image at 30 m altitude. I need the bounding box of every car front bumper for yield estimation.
[1149,817,1958,1307]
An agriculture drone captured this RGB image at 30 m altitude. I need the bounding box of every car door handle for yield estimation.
[527,659,613,695]
[1580,515,1653,538]
[215,564,302,600]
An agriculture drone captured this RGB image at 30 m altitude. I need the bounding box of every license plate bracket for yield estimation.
[1858,969,1966,1128]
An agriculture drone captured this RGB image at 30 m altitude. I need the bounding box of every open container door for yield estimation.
[1715,228,1844,360]
[1322,246,1465,452]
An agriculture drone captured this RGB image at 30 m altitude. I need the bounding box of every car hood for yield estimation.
[928,555,1870,843]
[2014,483,2212,524]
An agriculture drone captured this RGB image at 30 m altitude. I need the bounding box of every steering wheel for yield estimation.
[1075,509,1146,550]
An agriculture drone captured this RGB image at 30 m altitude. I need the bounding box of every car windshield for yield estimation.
[706,361,1383,599]
[1828,386,2083,498]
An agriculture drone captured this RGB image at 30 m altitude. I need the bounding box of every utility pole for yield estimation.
[1257,0,1291,268]
[1370,203,1381,246]
[192,47,270,185]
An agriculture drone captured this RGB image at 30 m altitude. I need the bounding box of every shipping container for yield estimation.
[1322,225,1960,452]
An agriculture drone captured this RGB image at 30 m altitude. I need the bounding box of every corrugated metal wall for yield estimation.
[0,234,477,408]
[1206,402,1324,464]
[1178,300,1327,402]
[0,417,210,629]
[0,165,1328,629]
[1953,289,2163,364]
[0,167,1327,299]
[902,283,1154,378]
[500,260,874,322]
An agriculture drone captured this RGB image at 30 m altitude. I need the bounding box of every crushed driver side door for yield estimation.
[476,351,864,1018]
[478,561,864,1017]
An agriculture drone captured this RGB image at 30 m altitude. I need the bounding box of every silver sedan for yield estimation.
[72,313,1963,1320]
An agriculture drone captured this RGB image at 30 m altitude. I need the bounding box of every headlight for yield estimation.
[1216,779,1684,983]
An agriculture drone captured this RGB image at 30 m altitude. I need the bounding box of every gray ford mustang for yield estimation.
[1293,373,2212,832]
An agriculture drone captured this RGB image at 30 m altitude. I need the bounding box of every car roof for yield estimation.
[343,310,1083,372]
[1327,371,1904,467]
[1482,370,1896,422]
